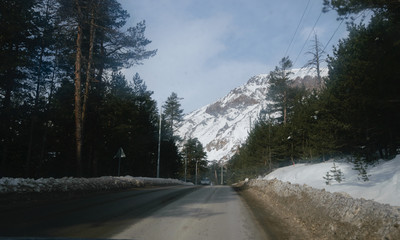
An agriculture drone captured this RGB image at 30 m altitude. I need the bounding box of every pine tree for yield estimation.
[0,0,38,175]
[323,0,400,20]
[266,57,294,125]
[132,73,152,97]
[24,0,60,176]
[323,162,345,185]
[57,0,156,176]
[330,163,345,183]
[182,138,207,182]
[323,171,333,185]
[326,12,400,160]
[162,92,184,133]
[324,0,400,162]
[352,156,370,182]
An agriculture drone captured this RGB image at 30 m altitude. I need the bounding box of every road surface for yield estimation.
[0,186,268,239]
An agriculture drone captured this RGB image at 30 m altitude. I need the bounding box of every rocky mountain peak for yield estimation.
[176,68,327,162]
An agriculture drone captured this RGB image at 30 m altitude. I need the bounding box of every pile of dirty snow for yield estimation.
[263,155,400,206]
[0,176,192,194]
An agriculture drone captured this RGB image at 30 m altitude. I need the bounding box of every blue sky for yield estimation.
[119,0,350,113]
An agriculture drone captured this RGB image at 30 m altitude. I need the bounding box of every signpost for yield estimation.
[114,147,126,176]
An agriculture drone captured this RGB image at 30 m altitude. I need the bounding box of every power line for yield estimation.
[322,10,367,54]
[322,17,345,53]
[321,10,372,54]
[284,0,311,57]
[293,11,323,66]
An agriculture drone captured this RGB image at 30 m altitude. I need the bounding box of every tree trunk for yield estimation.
[74,0,83,176]
[1,72,12,173]
[40,46,59,165]
[291,142,295,165]
[82,5,96,125]
[269,146,272,170]
[1,44,16,175]
[283,90,287,125]
[26,36,45,177]
[96,39,105,82]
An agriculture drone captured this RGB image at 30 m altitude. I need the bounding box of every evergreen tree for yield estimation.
[57,0,157,176]
[323,171,333,185]
[162,92,184,133]
[326,12,400,160]
[331,163,345,183]
[323,163,345,185]
[0,0,40,176]
[0,0,158,177]
[266,57,294,125]
[24,0,60,176]
[352,156,370,182]
[96,72,159,177]
[182,138,207,183]
[323,0,400,21]
[132,73,151,97]
[228,1,400,183]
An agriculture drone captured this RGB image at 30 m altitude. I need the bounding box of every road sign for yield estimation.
[114,147,126,159]
[114,147,126,176]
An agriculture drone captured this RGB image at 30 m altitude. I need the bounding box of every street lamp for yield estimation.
[184,150,187,182]
[194,141,198,185]
[157,106,162,178]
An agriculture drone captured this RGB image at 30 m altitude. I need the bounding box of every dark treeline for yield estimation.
[0,0,183,178]
[228,0,400,183]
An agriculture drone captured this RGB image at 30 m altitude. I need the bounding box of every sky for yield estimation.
[118,0,351,114]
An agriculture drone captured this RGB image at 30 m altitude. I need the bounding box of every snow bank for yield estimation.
[0,176,193,194]
[247,178,400,239]
[263,155,400,206]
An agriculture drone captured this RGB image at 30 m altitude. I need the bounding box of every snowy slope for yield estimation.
[177,68,327,162]
[263,155,400,207]
[176,74,269,162]
[291,67,328,79]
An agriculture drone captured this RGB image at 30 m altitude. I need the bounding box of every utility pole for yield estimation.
[220,161,224,185]
[195,160,198,185]
[157,107,162,178]
[214,162,218,185]
[184,150,187,182]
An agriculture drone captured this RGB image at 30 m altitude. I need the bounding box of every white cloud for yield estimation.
[122,2,267,113]
[120,0,347,113]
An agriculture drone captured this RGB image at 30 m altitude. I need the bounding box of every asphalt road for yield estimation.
[0,185,268,240]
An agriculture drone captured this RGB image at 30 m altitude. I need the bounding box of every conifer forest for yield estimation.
[228,1,400,182]
[0,0,187,178]
[0,0,399,182]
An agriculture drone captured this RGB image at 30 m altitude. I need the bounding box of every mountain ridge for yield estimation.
[176,68,327,162]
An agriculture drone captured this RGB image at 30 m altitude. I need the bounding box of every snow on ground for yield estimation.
[263,155,400,206]
[0,176,193,194]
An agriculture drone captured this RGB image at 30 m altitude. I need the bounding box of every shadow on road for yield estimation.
[0,185,238,239]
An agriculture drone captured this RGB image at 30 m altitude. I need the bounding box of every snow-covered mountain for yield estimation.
[176,68,327,162]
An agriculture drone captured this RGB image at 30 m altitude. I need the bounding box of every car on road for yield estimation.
[200,178,211,185]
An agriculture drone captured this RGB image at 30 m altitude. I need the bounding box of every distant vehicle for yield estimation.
[200,178,211,185]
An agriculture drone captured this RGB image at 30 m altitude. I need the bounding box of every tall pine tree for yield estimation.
[162,92,184,134]
[266,57,294,125]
